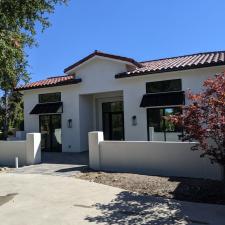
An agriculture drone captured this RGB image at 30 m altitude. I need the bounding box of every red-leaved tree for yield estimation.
[167,72,225,166]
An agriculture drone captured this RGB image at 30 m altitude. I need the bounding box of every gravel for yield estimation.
[0,167,10,173]
[76,170,225,205]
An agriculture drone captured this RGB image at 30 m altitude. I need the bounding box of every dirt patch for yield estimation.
[75,170,225,205]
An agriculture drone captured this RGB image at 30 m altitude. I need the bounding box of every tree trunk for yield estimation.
[2,89,9,140]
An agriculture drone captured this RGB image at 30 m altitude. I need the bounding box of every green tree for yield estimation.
[0,0,67,139]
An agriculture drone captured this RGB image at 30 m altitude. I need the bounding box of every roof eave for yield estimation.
[64,51,142,73]
[115,62,225,79]
[14,78,82,91]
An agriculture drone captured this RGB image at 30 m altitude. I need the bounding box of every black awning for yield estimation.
[30,102,63,114]
[140,91,184,107]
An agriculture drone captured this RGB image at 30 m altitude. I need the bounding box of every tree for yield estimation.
[0,0,67,139]
[166,73,225,166]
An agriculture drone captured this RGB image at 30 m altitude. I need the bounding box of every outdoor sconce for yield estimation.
[67,119,72,128]
[132,115,137,126]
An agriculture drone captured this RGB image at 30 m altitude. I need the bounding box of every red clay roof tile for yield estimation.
[15,75,81,91]
[115,51,225,78]
[15,51,225,90]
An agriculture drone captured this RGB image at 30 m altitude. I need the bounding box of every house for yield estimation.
[15,50,225,153]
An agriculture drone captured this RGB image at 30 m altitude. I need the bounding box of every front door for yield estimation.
[102,101,124,140]
[39,114,62,152]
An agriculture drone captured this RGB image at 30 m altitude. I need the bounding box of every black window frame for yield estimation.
[146,79,182,93]
[102,101,124,140]
[146,106,183,141]
[39,92,61,104]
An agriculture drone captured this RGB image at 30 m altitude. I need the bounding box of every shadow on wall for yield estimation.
[85,191,190,225]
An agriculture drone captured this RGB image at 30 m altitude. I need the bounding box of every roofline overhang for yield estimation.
[115,61,225,79]
[14,78,82,91]
[64,50,142,73]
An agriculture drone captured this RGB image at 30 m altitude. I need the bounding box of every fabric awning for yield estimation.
[30,102,63,114]
[140,91,185,107]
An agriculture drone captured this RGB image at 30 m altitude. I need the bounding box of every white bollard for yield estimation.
[15,157,19,168]
[149,127,154,141]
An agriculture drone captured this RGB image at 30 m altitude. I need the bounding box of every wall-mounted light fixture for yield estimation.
[132,115,137,126]
[67,119,72,128]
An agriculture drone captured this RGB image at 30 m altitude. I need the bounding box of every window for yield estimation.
[147,107,182,141]
[145,79,183,141]
[146,79,181,93]
[39,92,61,103]
[102,101,124,140]
[102,101,123,113]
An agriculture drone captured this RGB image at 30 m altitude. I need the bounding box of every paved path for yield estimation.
[0,173,224,225]
[13,152,89,177]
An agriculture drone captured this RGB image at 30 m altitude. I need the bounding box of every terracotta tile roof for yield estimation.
[115,51,225,78]
[64,50,142,73]
[15,50,225,91]
[15,74,81,91]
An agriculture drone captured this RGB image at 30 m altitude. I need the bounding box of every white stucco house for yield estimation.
[15,50,225,153]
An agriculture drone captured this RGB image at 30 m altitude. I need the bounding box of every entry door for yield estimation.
[39,114,62,152]
[102,101,124,140]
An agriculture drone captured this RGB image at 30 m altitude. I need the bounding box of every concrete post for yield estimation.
[149,127,154,141]
[26,133,41,165]
[88,131,104,170]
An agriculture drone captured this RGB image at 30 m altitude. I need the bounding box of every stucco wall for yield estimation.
[22,56,225,152]
[0,141,26,166]
[0,133,41,167]
[79,95,94,151]
[89,132,223,180]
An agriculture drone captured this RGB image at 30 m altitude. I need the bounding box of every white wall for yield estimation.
[79,95,94,151]
[22,56,225,152]
[0,141,26,166]
[0,133,41,167]
[23,85,80,152]
[89,132,223,180]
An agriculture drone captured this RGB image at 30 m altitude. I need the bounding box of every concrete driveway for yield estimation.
[13,152,89,176]
[0,173,225,225]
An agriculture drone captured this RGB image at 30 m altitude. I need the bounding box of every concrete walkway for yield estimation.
[13,152,89,176]
[0,173,225,225]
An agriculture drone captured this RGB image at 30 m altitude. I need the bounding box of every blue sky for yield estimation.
[26,0,225,82]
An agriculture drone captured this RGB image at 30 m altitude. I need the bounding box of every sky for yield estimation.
[26,0,225,82]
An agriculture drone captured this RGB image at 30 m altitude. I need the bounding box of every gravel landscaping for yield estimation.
[76,170,225,205]
[0,167,9,173]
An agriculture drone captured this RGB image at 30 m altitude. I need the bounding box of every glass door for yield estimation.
[39,115,51,151]
[39,114,62,152]
[102,101,124,140]
[51,115,62,151]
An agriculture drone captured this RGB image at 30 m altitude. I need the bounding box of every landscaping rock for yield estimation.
[75,170,225,205]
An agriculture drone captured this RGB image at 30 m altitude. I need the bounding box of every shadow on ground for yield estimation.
[55,166,89,173]
[168,177,225,205]
[85,191,193,225]
[42,152,89,165]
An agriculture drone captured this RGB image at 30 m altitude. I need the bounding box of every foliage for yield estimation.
[0,0,67,137]
[0,0,67,88]
[166,73,225,165]
[0,91,24,127]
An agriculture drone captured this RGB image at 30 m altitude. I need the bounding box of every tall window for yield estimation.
[146,79,183,141]
[39,92,61,103]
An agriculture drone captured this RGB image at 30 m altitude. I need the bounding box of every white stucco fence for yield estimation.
[0,133,41,167]
[89,132,223,180]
